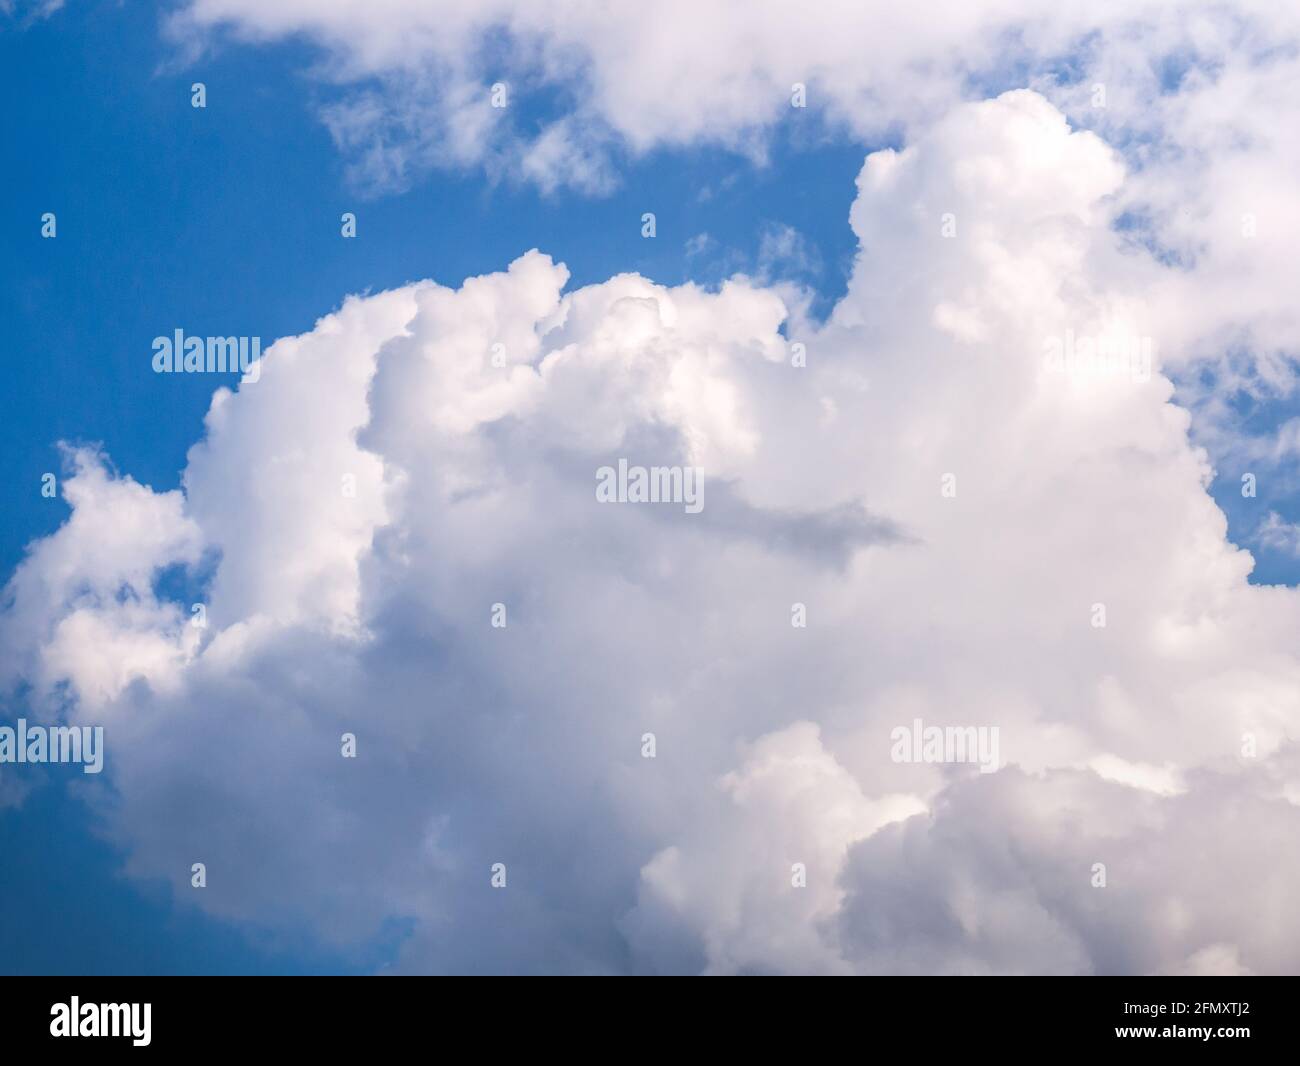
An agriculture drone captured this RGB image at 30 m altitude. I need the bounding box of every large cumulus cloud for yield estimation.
[3,89,1299,973]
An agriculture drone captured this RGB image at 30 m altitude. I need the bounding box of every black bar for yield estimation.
[0,978,1289,1053]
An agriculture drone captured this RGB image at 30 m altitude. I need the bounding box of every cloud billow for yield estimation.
[4,88,1300,974]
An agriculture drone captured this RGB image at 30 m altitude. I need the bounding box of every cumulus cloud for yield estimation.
[0,447,204,710]
[5,88,1300,973]
[834,754,1300,976]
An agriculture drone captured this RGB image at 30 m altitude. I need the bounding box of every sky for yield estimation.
[2,0,1300,975]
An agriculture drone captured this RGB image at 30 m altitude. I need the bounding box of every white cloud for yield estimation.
[832,756,1300,975]
[756,223,821,282]
[5,87,1300,973]
[0,447,203,711]
[1256,511,1300,555]
[624,722,925,975]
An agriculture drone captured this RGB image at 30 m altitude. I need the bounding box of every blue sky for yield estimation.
[4,2,1300,976]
